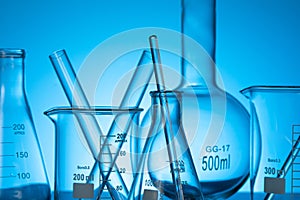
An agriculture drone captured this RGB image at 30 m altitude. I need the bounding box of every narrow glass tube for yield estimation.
[149,35,185,200]
[49,50,127,198]
[95,50,153,198]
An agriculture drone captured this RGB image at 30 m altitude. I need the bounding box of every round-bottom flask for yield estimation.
[147,86,250,199]
[143,0,251,198]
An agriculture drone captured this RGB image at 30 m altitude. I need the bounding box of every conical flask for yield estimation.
[0,49,50,199]
[146,0,251,199]
[147,91,203,199]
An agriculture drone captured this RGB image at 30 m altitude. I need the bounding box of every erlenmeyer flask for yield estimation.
[0,49,50,199]
[145,0,251,199]
[148,91,203,199]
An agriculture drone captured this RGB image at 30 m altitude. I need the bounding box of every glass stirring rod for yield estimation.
[149,35,185,200]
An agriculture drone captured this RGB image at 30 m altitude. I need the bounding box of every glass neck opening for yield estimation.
[180,0,216,89]
[0,48,25,58]
[0,49,25,97]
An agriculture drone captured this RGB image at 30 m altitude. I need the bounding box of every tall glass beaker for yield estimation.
[142,0,251,199]
[241,86,300,200]
[44,106,142,200]
[0,48,50,199]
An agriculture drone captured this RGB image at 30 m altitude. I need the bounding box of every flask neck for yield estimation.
[180,0,216,88]
[0,49,26,100]
[151,91,182,123]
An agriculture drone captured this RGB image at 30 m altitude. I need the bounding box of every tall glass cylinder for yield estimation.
[180,0,216,88]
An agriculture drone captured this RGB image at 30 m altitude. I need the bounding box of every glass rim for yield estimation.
[49,49,66,59]
[0,48,25,58]
[240,85,300,94]
[44,106,143,116]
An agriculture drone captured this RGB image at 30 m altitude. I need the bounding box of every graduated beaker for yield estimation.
[241,86,300,199]
[0,48,50,199]
[44,106,142,200]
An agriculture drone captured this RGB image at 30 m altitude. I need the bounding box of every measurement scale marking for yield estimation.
[100,144,112,147]
[99,161,113,164]
[100,135,116,138]
[0,142,14,144]
[107,134,116,138]
[0,175,16,178]
[101,152,116,155]
[0,154,14,157]
[0,165,16,168]
[101,170,116,173]
[100,179,112,182]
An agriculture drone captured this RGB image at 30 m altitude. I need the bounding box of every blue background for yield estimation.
[1,0,300,197]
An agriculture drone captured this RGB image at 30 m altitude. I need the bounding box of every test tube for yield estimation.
[49,50,127,198]
[95,50,153,198]
[149,35,185,200]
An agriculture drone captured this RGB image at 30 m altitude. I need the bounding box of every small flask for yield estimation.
[0,49,50,199]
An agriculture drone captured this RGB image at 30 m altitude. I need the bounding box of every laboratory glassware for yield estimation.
[143,0,251,198]
[149,90,204,199]
[44,106,142,200]
[241,86,300,200]
[0,48,50,199]
[49,49,153,199]
[149,35,203,199]
[49,49,128,198]
[50,50,153,196]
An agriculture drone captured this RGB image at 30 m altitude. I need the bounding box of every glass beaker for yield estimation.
[142,0,251,199]
[44,106,142,200]
[241,86,300,200]
[0,48,50,199]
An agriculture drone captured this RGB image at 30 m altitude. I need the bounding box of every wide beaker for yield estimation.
[0,48,50,199]
[241,86,300,200]
[44,106,142,200]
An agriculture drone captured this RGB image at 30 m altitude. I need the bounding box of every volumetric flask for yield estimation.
[0,49,50,199]
[241,86,300,200]
[44,106,142,200]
